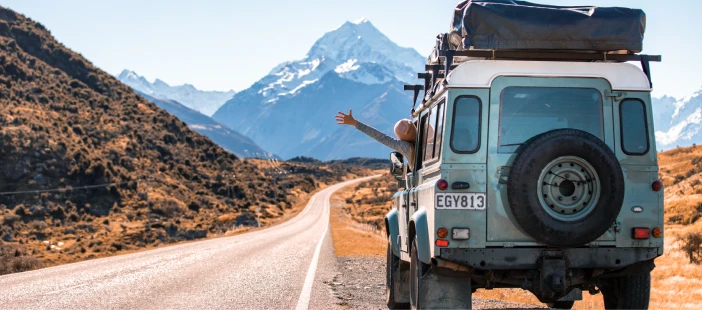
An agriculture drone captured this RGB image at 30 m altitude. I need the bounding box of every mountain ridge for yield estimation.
[653,87,702,150]
[132,90,272,158]
[118,69,235,116]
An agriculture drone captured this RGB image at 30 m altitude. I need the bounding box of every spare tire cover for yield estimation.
[506,129,624,247]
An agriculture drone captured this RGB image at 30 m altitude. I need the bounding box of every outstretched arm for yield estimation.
[335,110,413,158]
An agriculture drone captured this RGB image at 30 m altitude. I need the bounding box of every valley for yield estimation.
[1,2,702,310]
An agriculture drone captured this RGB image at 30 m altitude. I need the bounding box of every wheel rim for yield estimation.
[537,156,601,221]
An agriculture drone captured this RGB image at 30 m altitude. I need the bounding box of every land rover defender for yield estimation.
[384,2,662,309]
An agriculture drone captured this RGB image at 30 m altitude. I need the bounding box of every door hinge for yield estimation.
[604,90,626,102]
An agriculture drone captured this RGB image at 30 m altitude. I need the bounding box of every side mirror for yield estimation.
[390,152,405,180]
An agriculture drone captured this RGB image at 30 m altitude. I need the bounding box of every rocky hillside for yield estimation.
[0,7,370,273]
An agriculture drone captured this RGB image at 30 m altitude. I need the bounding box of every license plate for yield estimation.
[436,193,486,210]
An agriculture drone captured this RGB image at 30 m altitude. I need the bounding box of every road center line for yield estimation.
[294,190,331,310]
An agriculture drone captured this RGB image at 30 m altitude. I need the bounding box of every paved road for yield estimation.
[0,176,378,310]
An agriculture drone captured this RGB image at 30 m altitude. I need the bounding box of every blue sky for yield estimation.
[0,0,699,98]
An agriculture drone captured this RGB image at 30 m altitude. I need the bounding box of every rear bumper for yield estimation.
[440,247,660,269]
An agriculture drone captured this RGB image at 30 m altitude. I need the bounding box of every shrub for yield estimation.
[0,244,43,275]
[151,197,187,218]
[27,220,48,231]
[2,214,21,226]
[679,232,702,264]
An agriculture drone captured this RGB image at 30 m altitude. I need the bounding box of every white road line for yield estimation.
[44,283,88,295]
[294,191,331,310]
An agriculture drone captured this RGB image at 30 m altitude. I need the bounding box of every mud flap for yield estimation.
[557,288,583,302]
[418,266,473,310]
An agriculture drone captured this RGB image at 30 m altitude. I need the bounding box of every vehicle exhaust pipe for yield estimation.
[431,257,472,272]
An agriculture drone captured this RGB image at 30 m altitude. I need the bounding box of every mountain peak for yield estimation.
[118,69,140,80]
[304,18,423,72]
[352,17,369,25]
[118,69,235,116]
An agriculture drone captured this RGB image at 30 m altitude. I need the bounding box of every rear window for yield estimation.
[620,99,649,155]
[450,96,481,153]
[498,87,603,153]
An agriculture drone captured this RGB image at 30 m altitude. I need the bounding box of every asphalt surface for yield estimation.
[0,176,378,310]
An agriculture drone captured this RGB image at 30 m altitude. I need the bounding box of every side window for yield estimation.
[424,105,438,162]
[421,101,446,164]
[620,99,649,155]
[450,96,481,153]
[415,114,429,170]
[434,101,445,160]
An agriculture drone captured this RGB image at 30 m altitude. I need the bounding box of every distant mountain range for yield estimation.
[118,70,235,116]
[654,87,702,151]
[133,91,271,158]
[117,17,702,159]
[212,19,426,160]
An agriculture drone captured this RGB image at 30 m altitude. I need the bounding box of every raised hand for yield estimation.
[335,109,357,126]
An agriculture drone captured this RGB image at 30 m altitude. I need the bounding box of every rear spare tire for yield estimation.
[507,129,624,247]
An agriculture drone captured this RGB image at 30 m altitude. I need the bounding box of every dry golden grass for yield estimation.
[659,145,702,224]
[329,186,386,256]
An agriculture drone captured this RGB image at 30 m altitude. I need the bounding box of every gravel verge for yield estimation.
[323,255,548,310]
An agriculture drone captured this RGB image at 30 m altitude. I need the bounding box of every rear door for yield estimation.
[486,77,616,244]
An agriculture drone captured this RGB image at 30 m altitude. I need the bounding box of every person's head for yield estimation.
[394,119,417,142]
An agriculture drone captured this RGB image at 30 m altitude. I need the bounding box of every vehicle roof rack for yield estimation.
[405,49,661,113]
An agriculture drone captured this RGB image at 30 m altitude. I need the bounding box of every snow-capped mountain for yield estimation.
[212,19,426,160]
[654,87,702,150]
[242,18,425,104]
[118,70,235,116]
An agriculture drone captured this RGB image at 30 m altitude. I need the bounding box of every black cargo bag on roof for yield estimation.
[449,0,646,52]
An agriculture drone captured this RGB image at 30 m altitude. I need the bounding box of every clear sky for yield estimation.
[0,0,699,98]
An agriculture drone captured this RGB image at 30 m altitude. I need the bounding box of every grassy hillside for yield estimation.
[658,145,702,225]
[0,7,373,274]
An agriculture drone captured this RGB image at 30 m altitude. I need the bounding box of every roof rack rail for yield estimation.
[438,50,661,87]
[405,49,661,114]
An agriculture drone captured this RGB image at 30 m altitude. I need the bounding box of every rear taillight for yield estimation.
[652,180,663,192]
[435,239,449,247]
[632,227,650,239]
[437,179,448,191]
[652,227,663,238]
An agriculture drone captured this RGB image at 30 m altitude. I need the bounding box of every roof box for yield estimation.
[449,0,646,53]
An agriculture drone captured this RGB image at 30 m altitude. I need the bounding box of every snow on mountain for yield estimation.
[651,95,677,133]
[118,70,235,116]
[654,87,702,150]
[212,19,425,159]
[250,19,425,103]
